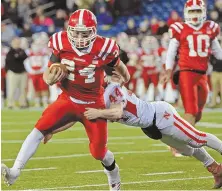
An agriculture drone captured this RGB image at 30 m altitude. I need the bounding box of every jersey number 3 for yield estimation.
[187,35,210,57]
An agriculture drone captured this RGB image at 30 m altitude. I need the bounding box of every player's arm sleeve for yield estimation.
[39,56,50,73]
[24,59,35,74]
[211,38,222,60]
[101,85,126,120]
[165,38,180,70]
[48,34,61,67]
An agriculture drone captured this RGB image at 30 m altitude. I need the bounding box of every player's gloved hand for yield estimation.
[46,65,66,85]
[84,108,101,120]
[160,69,172,84]
[42,133,53,144]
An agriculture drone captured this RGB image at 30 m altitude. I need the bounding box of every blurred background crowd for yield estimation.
[1,0,222,109]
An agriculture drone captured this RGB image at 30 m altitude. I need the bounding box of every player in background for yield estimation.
[1,44,9,108]
[24,42,49,107]
[158,33,178,103]
[125,37,141,94]
[140,36,160,101]
[43,74,222,189]
[161,0,222,126]
[1,9,130,191]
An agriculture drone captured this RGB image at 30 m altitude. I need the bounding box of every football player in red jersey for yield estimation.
[140,36,160,101]
[1,9,130,190]
[125,37,141,94]
[158,33,178,102]
[161,0,222,126]
[24,42,49,107]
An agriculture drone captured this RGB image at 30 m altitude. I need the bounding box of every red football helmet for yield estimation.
[184,0,206,26]
[67,9,97,49]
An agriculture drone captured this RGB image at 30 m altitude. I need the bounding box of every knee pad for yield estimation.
[89,143,107,160]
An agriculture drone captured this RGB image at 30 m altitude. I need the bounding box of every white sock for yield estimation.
[42,96,48,105]
[102,150,114,167]
[205,133,222,154]
[12,128,43,171]
[192,148,215,167]
[35,97,41,105]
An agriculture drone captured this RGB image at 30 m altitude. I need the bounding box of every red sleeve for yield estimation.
[48,33,60,57]
[101,40,120,66]
[213,23,220,39]
[169,22,183,41]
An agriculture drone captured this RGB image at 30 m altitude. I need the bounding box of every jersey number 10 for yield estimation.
[187,34,210,57]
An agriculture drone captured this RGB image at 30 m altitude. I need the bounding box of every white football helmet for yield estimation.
[184,0,206,26]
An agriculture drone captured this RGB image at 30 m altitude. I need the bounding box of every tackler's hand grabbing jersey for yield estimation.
[104,83,155,128]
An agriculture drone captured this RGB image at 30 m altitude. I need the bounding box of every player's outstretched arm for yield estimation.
[160,38,179,84]
[84,103,124,121]
[211,38,222,60]
[114,60,130,83]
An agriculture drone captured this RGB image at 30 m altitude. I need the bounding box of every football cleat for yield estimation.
[104,164,121,190]
[207,163,222,189]
[1,164,19,186]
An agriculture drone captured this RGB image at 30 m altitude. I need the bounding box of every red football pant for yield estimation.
[35,92,107,160]
[142,72,159,89]
[30,74,48,92]
[179,72,208,116]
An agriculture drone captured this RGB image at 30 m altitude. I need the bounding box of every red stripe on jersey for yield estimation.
[100,39,112,58]
[55,33,60,51]
[174,122,207,144]
[125,101,138,117]
[173,114,206,137]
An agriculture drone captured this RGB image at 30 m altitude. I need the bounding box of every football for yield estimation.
[49,63,69,75]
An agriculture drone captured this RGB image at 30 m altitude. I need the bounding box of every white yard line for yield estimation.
[197,122,222,128]
[75,169,122,174]
[1,136,148,144]
[75,169,105,174]
[22,167,57,172]
[142,171,184,176]
[37,176,212,190]
[1,126,130,133]
[2,150,168,162]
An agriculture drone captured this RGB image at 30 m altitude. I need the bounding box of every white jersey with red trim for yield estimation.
[24,52,48,74]
[104,83,155,128]
[48,31,120,102]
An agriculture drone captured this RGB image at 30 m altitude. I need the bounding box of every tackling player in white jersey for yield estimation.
[84,75,222,189]
[42,74,222,189]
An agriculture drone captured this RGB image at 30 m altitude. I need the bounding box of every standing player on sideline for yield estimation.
[1,9,130,190]
[161,0,222,126]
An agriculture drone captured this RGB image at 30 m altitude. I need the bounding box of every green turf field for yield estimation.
[1,109,222,190]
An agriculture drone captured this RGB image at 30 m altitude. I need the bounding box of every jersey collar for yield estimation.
[185,22,204,31]
[70,41,95,56]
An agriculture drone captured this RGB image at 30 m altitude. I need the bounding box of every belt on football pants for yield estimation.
[141,112,162,140]
[173,69,206,85]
